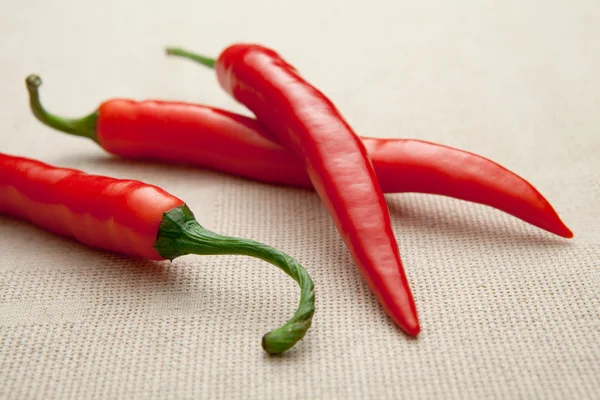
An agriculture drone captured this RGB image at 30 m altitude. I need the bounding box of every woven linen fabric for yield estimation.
[1,0,598,398]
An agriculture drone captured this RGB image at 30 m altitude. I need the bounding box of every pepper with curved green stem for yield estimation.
[0,152,314,355]
[26,74,573,238]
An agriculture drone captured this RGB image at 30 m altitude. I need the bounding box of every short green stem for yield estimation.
[165,47,217,69]
[25,74,99,142]
[155,205,315,355]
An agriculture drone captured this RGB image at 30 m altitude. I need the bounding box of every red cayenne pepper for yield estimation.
[0,153,314,355]
[165,45,422,336]
[26,75,573,238]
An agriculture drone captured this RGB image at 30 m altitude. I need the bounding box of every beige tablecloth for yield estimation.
[1,0,598,398]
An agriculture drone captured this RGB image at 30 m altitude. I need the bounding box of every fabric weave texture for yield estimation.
[0,0,598,398]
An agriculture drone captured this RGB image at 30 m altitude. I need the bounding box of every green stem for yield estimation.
[154,205,315,355]
[25,74,99,142]
[165,47,217,69]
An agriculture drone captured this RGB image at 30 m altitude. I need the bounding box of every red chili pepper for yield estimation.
[26,75,573,239]
[0,152,314,355]
[164,45,422,336]
[165,47,574,241]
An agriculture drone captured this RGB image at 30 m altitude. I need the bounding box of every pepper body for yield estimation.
[0,153,182,259]
[97,99,307,187]
[213,44,420,335]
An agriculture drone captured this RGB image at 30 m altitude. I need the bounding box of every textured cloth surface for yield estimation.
[1,0,599,398]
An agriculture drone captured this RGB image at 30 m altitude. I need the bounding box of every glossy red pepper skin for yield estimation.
[97,100,306,186]
[0,153,182,260]
[209,44,421,335]
[369,139,573,238]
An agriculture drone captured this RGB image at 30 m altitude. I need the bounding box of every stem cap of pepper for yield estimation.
[155,204,315,355]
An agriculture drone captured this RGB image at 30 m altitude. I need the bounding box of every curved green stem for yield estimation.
[155,205,315,355]
[165,47,217,69]
[25,74,98,142]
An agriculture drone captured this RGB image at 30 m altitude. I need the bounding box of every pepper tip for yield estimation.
[552,221,574,239]
[397,314,421,337]
[405,323,421,337]
[561,227,574,239]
